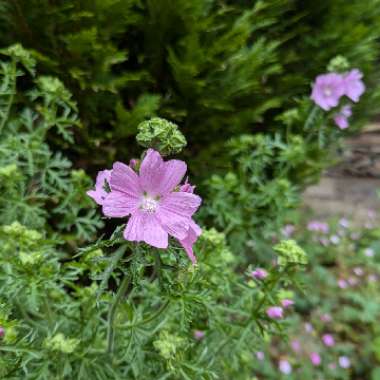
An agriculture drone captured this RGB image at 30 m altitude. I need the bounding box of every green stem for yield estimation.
[107,274,130,355]
[135,300,170,328]
[303,104,319,131]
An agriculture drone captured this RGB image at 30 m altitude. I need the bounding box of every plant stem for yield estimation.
[107,274,130,355]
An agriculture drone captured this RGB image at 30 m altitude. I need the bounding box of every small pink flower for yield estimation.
[193,330,205,340]
[311,73,345,111]
[304,322,313,333]
[291,339,301,353]
[334,105,352,129]
[320,313,332,323]
[98,149,202,263]
[281,299,294,308]
[256,351,265,361]
[310,352,321,366]
[267,306,283,319]
[282,224,295,238]
[338,279,348,289]
[322,334,335,347]
[180,177,196,193]
[129,158,139,169]
[0,327,4,338]
[353,267,364,276]
[278,359,292,375]
[344,69,365,102]
[364,248,375,257]
[307,220,329,234]
[330,234,340,244]
[87,169,112,205]
[251,268,268,280]
[339,356,351,369]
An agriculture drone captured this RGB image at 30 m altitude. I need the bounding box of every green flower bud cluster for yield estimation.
[153,331,185,360]
[44,333,79,354]
[136,117,187,156]
[327,55,350,73]
[274,239,307,266]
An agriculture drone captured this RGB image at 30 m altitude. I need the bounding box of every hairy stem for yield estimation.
[107,274,130,355]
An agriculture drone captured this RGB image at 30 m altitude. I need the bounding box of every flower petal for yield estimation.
[124,211,168,249]
[157,159,187,195]
[155,208,190,240]
[160,192,202,218]
[102,191,139,217]
[110,162,141,197]
[178,220,202,264]
[139,149,166,195]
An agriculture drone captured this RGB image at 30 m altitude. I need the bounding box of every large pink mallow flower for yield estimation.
[87,169,112,205]
[311,73,345,111]
[334,105,352,129]
[89,149,202,263]
[344,69,365,102]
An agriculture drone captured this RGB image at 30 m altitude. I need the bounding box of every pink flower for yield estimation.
[320,313,332,323]
[344,69,365,102]
[0,326,4,338]
[87,169,112,205]
[353,267,364,276]
[338,279,348,289]
[256,351,265,361]
[334,105,352,129]
[291,339,301,353]
[364,248,374,257]
[322,334,335,347]
[304,322,313,333]
[180,177,196,193]
[310,352,321,366]
[338,356,351,369]
[193,330,205,340]
[281,299,294,308]
[311,73,345,111]
[100,149,202,262]
[307,220,329,234]
[282,224,295,238]
[251,268,268,280]
[278,359,292,374]
[267,306,283,319]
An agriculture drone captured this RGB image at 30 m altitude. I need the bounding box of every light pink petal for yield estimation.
[157,159,187,195]
[139,149,166,195]
[87,169,112,205]
[178,220,202,264]
[155,208,190,240]
[102,191,139,217]
[110,162,141,197]
[124,211,168,249]
[160,192,202,219]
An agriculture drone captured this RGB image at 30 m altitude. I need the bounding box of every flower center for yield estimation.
[323,86,332,97]
[140,195,159,213]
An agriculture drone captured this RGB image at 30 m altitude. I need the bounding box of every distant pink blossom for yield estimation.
[282,224,295,237]
[193,330,205,340]
[251,268,268,280]
[338,279,348,289]
[307,220,329,234]
[304,322,313,333]
[0,326,4,338]
[267,306,283,319]
[320,313,332,323]
[87,169,112,205]
[281,299,294,308]
[310,352,321,366]
[322,334,335,347]
[278,359,292,375]
[92,149,202,263]
[334,105,352,129]
[291,339,301,353]
[364,248,375,257]
[344,69,365,102]
[256,351,265,361]
[353,267,364,276]
[339,356,351,369]
[311,73,345,110]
